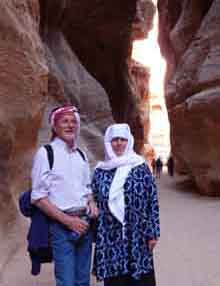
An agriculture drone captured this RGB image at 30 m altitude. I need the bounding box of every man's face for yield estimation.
[111,137,128,156]
[54,113,78,144]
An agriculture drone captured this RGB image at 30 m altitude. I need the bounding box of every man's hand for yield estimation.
[148,239,157,251]
[65,216,89,235]
[34,197,92,234]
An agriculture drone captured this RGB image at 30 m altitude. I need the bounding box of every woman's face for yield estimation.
[111,137,128,156]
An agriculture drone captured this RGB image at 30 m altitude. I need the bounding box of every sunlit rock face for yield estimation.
[132,0,155,40]
[0,0,47,224]
[129,60,150,152]
[0,0,47,281]
[158,0,220,195]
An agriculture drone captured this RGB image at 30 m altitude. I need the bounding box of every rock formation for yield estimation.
[158,0,220,195]
[129,60,150,152]
[0,0,154,284]
[0,1,47,283]
[55,0,154,150]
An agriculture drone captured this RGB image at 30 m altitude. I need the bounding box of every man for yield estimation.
[167,155,174,176]
[31,105,98,286]
[155,157,163,179]
[151,158,156,177]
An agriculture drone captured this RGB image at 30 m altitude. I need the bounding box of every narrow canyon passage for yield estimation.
[1,1,220,285]
[3,172,220,286]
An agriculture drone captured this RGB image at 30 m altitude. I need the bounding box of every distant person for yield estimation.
[167,156,174,177]
[151,158,156,176]
[155,157,163,179]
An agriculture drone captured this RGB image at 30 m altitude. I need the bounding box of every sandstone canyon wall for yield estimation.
[129,60,151,152]
[0,0,154,284]
[158,0,220,195]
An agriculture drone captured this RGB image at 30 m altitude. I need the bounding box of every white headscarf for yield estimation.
[96,123,145,227]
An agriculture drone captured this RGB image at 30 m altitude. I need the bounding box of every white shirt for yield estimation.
[31,137,91,211]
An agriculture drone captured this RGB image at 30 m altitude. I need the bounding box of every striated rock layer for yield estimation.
[0,0,154,283]
[158,0,220,195]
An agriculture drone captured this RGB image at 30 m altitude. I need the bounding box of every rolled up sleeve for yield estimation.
[31,147,52,202]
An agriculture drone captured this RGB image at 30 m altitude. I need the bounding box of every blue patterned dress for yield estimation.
[92,163,160,281]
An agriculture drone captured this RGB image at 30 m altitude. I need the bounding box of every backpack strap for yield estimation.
[44,145,85,166]
[44,144,54,169]
[76,147,86,161]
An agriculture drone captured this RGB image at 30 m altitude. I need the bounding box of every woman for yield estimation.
[92,123,160,286]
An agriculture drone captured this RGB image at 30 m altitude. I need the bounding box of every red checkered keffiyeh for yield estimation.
[49,106,79,127]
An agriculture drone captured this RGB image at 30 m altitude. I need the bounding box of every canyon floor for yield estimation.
[2,171,220,286]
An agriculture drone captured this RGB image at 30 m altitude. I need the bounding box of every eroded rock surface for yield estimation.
[0,0,154,283]
[0,1,48,220]
[0,0,47,282]
[158,0,220,195]
[129,60,150,152]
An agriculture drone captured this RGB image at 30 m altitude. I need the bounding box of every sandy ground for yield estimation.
[155,173,220,286]
[2,172,220,286]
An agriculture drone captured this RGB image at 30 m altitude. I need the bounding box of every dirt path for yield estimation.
[155,173,220,286]
[3,173,220,286]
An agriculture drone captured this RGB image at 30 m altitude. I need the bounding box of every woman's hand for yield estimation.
[148,239,157,251]
[87,200,99,218]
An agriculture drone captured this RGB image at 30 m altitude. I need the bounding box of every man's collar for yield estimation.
[53,137,76,153]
